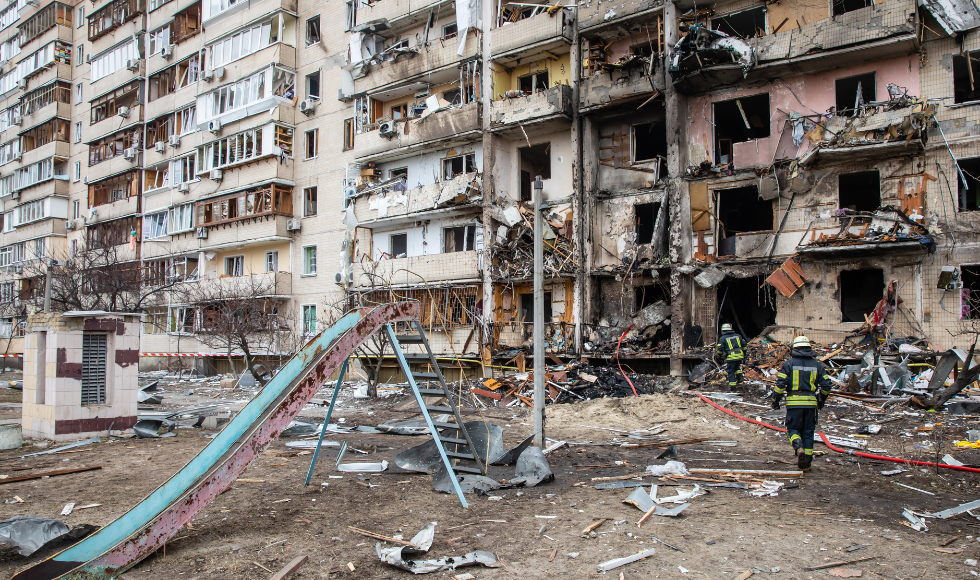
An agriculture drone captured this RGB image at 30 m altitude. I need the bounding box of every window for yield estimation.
[16,200,44,225]
[518,71,549,93]
[0,36,19,63]
[90,39,137,82]
[16,41,71,81]
[72,200,80,219]
[73,161,80,182]
[169,203,194,232]
[962,266,980,319]
[840,268,884,322]
[21,119,69,153]
[265,250,278,272]
[20,3,71,46]
[88,126,140,166]
[81,333,107,405]
[305,129,318,159]
[90,82,139,124]
[224,255,244,276]
[302,304,316,335]
[304,186,317,216]
[88,0,138,41]
[143,211,168,239]
[0,281,13,302]
[74,121,81,143]
[716,185,773,243]
[632,122,668,176]
[148,55,200,101]
[169,306,195,334]
[713,94,770,163]
[443,153,476,180]
[834,0,872,16]
[444,225,475,252]
[306,16,320,45]
[151,0,173,12]
[75,83,82,104]
[443,22,457,38]
[343,118,354,150]
[77,7,84,27]
[89,171,138,207]
[206,13,285,69]
[149,25,171,55]
[954,52,980,104]
[345,0,357,31]
[835,72,875,117]
[958,157,980,211]
[306,71,320,99]
[0,4,16,32]
[172,153,198,185]
[76,44,83,66]
[390,104,407,120]
[302,245,316,275]
[712,7,766,39]
[635,203,661,244]
[198,125,271,172]
[390,233,407,258]
[519,292,552,323]
[200,65,295,122]
[195,183,292,226]
[389,167,408,180]
[0,139,19,165]
[144,309,168,334]
[838,171,881,212]
[519,143,550,201]
[15,158,59,190]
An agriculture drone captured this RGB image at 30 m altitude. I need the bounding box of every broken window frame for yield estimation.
[22,2,72,46]
[712,94,771,163]
[194,183,293,228]
[88,125,140,167]
[343,118,355,151]
[443,225,476,253]
[954,51,980,105]
[89,170,139,207]
[306,15,320,46]
[957,157,980,212]
[303,186,317,216]
[389,232,408,258]
[20,82,71,116]
[443,153,476,180]
[834,72,876,117]
[86,214,140,248]
[839,268,884,323]
[518,71,549,94]
[224,255,244,276]
[305,128,318,160]
[711,6,767,39]
[832,0,874,17]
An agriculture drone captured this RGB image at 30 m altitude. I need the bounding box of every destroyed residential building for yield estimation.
[0,0,976,379]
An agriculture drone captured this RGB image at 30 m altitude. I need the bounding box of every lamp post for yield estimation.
[42,259,61,313]
[533,175,545,448]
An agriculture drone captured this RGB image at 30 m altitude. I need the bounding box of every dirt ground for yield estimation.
[2,380,980,580]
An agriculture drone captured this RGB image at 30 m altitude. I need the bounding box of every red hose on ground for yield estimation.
[615,325,639,397]
[695,393,980,474]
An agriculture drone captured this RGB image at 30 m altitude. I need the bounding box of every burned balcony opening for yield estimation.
[635,279,670,310]
[840,268,884,323]
[716,186,773,253]
[835,72,876,117]
[718,276,776,339]
[633,122,668,178]
[488,196,574,280]
[714,94,770,164]
[834,0,873,17]
[519,292,552,323]
[519,143,551,202]
[712,7,767,39]
[953,52,980,104]
[957,157,980,211]
[590,273,672,355]
[492,281,575,355]
[838,170,881,213]
[963,266,980,319]
[518,71,549,94]
[668,22,755,77]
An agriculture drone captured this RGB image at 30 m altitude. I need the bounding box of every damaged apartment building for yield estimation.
[1,0,978,377]
[339,0,980,377]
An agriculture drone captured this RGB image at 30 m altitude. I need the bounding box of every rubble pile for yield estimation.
[488,201,576,280]
[475,361,660,406]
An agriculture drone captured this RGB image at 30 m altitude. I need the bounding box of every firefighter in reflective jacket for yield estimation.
[716,323,746,391]
[772,336,832,471]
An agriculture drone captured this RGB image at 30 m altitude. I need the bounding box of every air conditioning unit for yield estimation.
[208,119,221,134]
[118,106,131,118]
[126,59,140,72]
[154,141,166,153]
[161,45,174,60]
[16,79,26,90]
[65,219,76,230]
[85,54,91,63]
[10,191,18,200]
[195,227,208,239]
[202,69,214,82]
[214,67,225,80]
[338,88,353,102]
[299,99,317,115]
[11,115,21,126]
[209,169,222,181]
[379,121,397,137]
[123,147,136,161]
[286,218,301,231]
[168,135,181,147]
[177,182,190,193]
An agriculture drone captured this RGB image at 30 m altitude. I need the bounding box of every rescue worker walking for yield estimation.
[771,336,832,471]
[716,323,746,391]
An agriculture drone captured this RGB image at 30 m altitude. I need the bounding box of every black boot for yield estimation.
[798,452,812,472]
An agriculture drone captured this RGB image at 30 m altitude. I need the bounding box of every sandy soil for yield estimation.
[1,381,980,580]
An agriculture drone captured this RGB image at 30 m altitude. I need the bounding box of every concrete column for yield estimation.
[570,9,583,354]
[480,0,495,375]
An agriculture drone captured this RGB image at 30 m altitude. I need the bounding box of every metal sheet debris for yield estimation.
[0,516,69,556]
[511,447,554,487]
[376,522,499,574]
[598,547,657,572]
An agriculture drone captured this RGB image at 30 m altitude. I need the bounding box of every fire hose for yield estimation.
[616,325,639,397]
[696,393,980,474]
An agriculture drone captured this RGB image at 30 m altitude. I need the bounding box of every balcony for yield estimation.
[3,216,66,244]
[578,0,662,31]
[202,271,292,297]
[23,63,71,94]
[91,61,145,103]
[17,22,71,56]
[24,101,71,126]
[87,152,142,184]
[10,178,68,203]
[355,102,481,162]
[351,250,480,289]
[20,139,70,167]
[357,0,451,31]
[145,85,199,124]
[490,11,573,66]
[673,0,917,94]
[353,33,480,95]
[580,68,663,112]
[352,172,481,223]
[89,106,144,144]
[89,194,139,223]
[196,214,294,250]
[203,0,296,30]
[147,42,204,80]
[489,84,573,139]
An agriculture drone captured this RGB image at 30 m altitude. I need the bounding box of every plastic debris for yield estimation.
[0,516,69,556]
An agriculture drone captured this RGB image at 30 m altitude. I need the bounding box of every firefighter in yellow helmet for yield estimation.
[715,323,746,391]
[772,336,832,471]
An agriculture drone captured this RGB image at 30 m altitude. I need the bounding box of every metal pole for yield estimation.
[304,357,349,485]
[43,266,52,313]
[533,175,545,448]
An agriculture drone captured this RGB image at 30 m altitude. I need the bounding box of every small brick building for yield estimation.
[22,311,141,441]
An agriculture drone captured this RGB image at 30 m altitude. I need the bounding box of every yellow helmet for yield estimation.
[792,336,811,349]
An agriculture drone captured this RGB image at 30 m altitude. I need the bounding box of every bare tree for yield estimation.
[180,273,295,387]
[924,293,980,409]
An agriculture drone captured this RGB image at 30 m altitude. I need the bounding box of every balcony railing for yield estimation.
[195,183,293,228]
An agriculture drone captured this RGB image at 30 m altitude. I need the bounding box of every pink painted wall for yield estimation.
[686,55,921,168]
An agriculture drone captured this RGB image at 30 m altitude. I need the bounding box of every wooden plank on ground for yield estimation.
[268,555,309,580]
[0,466,102,485]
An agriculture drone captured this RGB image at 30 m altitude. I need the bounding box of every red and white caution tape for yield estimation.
[139,353,223,357]
[0,354,21,358]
